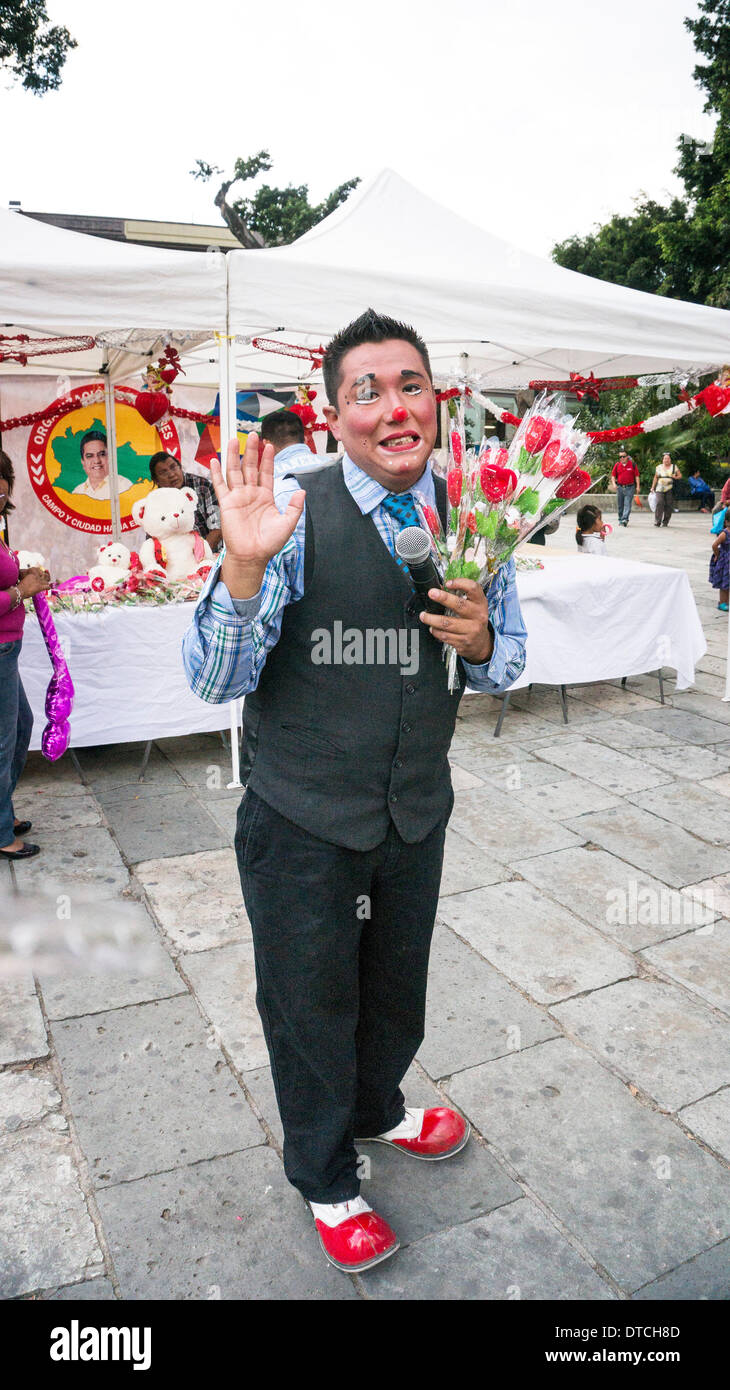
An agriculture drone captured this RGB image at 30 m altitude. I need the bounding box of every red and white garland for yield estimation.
[470,384,729,444]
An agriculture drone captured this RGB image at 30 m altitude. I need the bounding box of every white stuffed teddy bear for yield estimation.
[131,486,213,582]
[88,541,133,590]
[16,550,47,571]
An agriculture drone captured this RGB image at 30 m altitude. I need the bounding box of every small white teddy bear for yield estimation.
[16,550,47,571]
[88,541,133,590]
[131,486,213,582]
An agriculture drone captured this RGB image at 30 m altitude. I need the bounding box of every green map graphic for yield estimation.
[50,418,149,492]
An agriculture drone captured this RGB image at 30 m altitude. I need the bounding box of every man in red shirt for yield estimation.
[611,449,641,526]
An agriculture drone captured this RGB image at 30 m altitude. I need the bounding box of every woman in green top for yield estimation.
[651,453,682,528]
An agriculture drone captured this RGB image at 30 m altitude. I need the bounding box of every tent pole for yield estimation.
[103,365,122,542]
[218,305,244,787]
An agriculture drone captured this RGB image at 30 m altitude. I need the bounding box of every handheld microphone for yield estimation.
[395,526,445,613]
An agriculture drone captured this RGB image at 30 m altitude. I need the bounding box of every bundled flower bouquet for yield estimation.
[415,393,595,689]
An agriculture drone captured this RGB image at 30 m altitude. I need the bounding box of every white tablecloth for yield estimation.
[19,603,229,750]
[513,553,706,692]
[18,555,707,750]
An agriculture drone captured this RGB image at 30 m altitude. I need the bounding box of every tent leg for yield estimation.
[621,676,627,688]
[103,369,122,542]
[138,740,153,782]
[657,669,665,705]
[494,694,510,738]
[227,699,244,789]
[559,684,569,723]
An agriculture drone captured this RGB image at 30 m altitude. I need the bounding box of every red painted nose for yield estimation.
[392,406,408,423]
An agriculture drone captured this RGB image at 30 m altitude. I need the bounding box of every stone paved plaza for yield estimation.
[1,510,729,1301]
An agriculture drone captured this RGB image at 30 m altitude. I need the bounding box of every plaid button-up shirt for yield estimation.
[183,471,220,544]
[182,455,527,703]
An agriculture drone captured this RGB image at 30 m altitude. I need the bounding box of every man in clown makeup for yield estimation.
[184,309,526,1273]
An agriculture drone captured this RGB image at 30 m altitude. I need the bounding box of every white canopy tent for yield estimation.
[0,207,228,381]
[225,168,730,387]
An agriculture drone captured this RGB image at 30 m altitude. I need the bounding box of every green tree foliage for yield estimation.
[552,1,730,309]
[0,0,76,94]
[191,151,360,248]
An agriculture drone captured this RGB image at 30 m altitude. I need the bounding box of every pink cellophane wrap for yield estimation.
[32,591,75,760]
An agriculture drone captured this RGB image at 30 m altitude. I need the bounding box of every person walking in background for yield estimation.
[688,469,715,512]
[610,448,641,526]
[575,503,609,555]
[710,514,729,611]
[651,452,682,528]
[0,449,50,861]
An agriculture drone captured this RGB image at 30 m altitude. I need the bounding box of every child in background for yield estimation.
[575,504,609,556]
[710,512,729,611]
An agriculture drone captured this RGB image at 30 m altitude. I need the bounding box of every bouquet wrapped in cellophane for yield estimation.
[414,393,595,690]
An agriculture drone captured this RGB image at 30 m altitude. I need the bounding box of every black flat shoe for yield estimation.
[13,820,32,835]
[0,842,40,860]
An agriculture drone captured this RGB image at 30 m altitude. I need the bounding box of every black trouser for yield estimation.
[235,787,449,1204]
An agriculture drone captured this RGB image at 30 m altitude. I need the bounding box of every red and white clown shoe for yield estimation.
[310,1197,399,1273]
[356,1106,470,1160]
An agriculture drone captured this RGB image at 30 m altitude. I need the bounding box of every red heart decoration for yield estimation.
[135,390,169,425]
[159,366,177,385]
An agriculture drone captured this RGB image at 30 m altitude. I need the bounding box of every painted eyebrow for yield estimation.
[352,372,376,387]
[400,369,426,380]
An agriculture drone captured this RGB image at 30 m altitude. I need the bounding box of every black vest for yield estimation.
[242,464,463,849]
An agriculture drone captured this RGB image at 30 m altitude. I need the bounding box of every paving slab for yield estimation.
[450,786,584,861]
[0,1071,102,1298]
[535,737,673,795]
[101,789,227,864]
[52,994,264,1187]
[582,718,675,752]
[158,743,244,803]
[568,683,660,715]
[446,1037,730,1292]
[455,752,574,794]
[43,1277,117,1300]
[699,772,730,799]
[678,1088,730,1162]
[696,654,727,678]
[628,742,730,781]
[682,873,730,921]
[0,974,48,1063]
[418,923,559,1078]
[626,708,730,745]
[17,751,88,798]
[364,1199,615,1301]
[515,846,716,951]
[563,804,730,888]
[513,775,622,820]
[12,790,103,834]
[180,941,268,1073]
[629,781,730,847]
[669,690,730,723]
[641,921,730,1017]
[197,796,241,842]
[449,762,485,791]
[75,743,184,795]
[631,1239,730,1300]
[39,898,186,1020]
[439,828,511,897]
[550,977,730,1112]
[95,1146,357,1300]
[7,825,129,896]
[135,849,250,952]
[437,880,634,1003]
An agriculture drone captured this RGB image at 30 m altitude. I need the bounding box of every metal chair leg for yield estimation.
[559,684,569,724]
[494,693,510,738]
[138,740,153,782]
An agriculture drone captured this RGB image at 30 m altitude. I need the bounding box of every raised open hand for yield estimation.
[211,433,305,566]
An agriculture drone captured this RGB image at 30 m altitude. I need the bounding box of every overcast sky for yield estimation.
[0,0,714,257]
